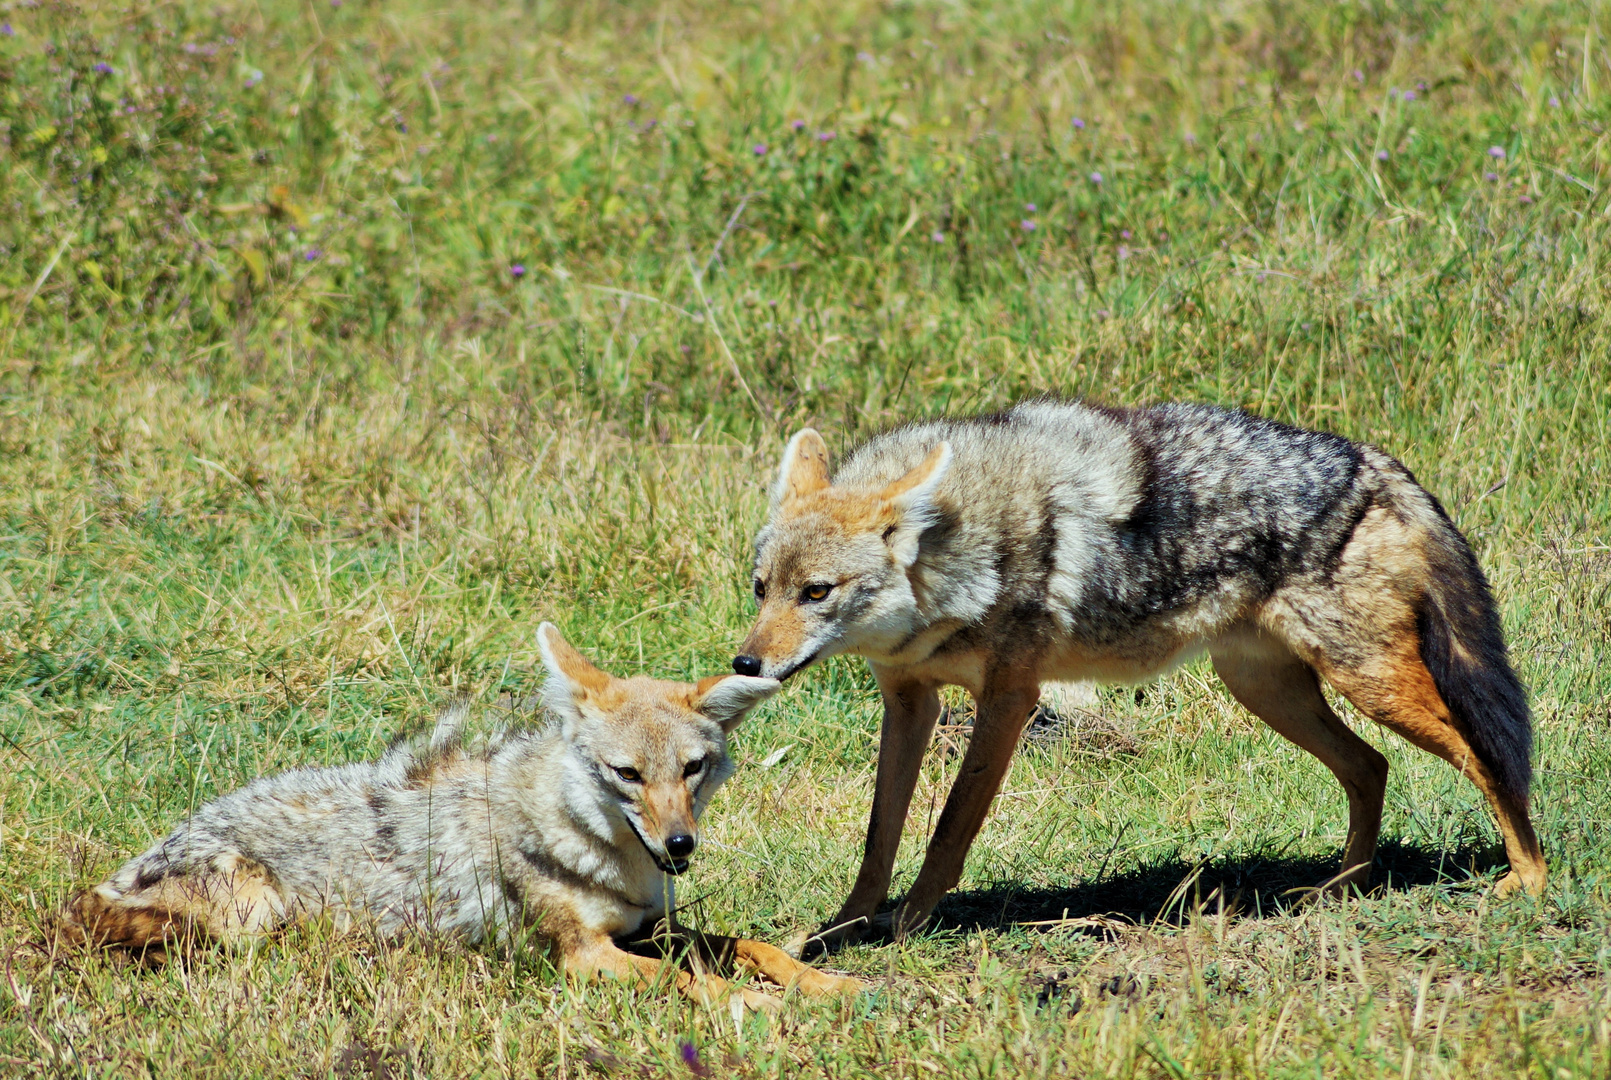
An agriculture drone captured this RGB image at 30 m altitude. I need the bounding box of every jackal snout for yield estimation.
[639,781,701,873]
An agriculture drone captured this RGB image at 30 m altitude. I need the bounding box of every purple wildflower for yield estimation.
[1417,81,1428,91]
[753,143,768,156]
[1376,149,1389,162]
[1089,171,1103,184]
[1403,90,1416,101]
[1024,202,1037,212]
[1120,229,1131,240]
[791,119,805,130]
[817,130,834,142]
[330,0,341,7]
[1488,145,1506,159]
[856,51,873,63]
[1484,171,1499,182]
[1519,194,1534,204]
[510,264,526,278]
[303,248,322,261]
[1020,219,1037,231]
[1117,245,1130,260]
[623,93,638,106]
[680,1042,709,1077]
[93,62,114,75]
[1549,95,1561,107]
[1,22,14,36]
[1071,117,1085,129]
[931,231,945,242]
[1352,69,1364,83]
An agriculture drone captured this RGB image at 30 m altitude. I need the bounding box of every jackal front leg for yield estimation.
[666,923,863,996]
[890,672,1039,940]
[807,677,940,956]
[568,934,779,1012]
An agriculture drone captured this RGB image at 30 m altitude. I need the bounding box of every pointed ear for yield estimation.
[770,429,831,510]
[878,442,952,567]
[537,623,611,735]
[691,674,782,732]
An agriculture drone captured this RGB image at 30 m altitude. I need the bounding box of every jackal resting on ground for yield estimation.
[733,400,1544,948]
[61,624,859,1007]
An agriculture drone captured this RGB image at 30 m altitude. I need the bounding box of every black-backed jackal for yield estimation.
[734,401,1544,948]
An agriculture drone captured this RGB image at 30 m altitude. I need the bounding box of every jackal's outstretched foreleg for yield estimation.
[663,924,863,997]
[567,935,782,1012]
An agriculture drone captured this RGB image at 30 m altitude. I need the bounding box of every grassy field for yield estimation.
[2,0,1610,1074]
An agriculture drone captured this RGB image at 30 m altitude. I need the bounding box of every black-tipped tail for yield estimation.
[1417,529,1532,801]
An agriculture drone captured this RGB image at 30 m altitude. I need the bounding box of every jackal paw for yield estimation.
[786,914,874,960]
[1493,868,1545,898]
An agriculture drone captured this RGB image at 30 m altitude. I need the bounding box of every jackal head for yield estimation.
[734,429,952,681]
[537,623,779,876]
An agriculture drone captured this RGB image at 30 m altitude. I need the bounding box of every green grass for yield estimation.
[2,0,1610,1074]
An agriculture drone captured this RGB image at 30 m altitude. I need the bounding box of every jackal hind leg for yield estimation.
[809,677,941,956]
[1211,641,1389,897]
[890,671,1039,940]
[1316,643,1546,897]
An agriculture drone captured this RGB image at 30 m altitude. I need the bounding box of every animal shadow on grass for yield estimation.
[921,839,1504,938]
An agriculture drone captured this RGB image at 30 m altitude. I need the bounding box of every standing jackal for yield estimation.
[733,400,1544,947]
[61,624,859,1006]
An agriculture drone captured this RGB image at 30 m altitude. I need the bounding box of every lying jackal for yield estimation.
[734,400,1544,947]
[61,624,858,1006]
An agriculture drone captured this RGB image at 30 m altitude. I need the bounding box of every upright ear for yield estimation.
[691,674,782,732]
[537,623,612,736]
[770,429,831,510]
[878,442,952,567]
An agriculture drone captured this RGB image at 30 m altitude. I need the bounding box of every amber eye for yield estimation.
[683,757,706,778]
[613,766,642,784]
[801,583,833,602]
[753,579,767,600]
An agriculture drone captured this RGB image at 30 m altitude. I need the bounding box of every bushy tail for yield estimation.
[54,888,190,962]
[1417,519,1532,801]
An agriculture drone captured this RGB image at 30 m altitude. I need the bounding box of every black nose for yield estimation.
[665,834,696,859]
[732,655,762,677]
